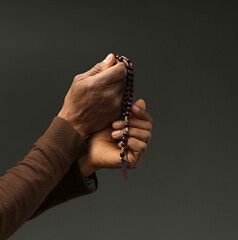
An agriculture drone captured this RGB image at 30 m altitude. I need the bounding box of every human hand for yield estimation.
[58,53,127,139]
[77,99,153,177]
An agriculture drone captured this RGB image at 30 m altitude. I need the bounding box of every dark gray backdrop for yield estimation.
[0,1,238,240]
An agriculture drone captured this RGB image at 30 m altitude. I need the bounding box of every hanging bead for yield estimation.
[115,54,134,179]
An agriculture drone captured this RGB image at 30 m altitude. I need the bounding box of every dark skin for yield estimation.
[58,53,127,138]
[77,98,153,177]
[58,53,153,177]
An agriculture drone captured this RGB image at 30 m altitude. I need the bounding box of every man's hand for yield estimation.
[77,99,153,177]
[58,53,127,138]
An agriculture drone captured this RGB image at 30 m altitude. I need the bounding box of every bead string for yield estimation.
[115,55,134,179]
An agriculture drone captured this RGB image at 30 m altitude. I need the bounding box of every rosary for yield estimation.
[115,55,134,180]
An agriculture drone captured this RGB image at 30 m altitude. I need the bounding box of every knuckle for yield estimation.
[140,141,147,152]
[95,62,103,71]
[147,122,153,131]
[73,73,83,81]
[73,75,78,81]
[145,131,152,142]
[90,62,103,75]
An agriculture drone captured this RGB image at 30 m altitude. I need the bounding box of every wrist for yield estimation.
[57,110,88,139]
[77,154,95,178]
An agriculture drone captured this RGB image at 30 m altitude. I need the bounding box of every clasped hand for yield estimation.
[58,53,153,177]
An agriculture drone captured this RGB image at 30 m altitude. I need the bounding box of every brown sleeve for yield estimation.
[28,162,98,220]
[0,116,95,240]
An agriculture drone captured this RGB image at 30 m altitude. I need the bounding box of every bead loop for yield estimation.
[115,54,134,179]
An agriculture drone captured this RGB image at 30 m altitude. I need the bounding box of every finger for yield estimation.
[90,61,127,86]
[118,137,147,168]
[127,99,146,120]
[134,98,146,110]
[85,53,116,76]
[112,118,152,131]
[112,127,152,144]
[131,103,153,123]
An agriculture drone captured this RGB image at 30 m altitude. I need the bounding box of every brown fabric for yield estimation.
[29,164,97,220]
[0,116,97,240]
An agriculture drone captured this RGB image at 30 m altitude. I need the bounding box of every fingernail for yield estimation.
[133,105,140,111]
[103,53,112,63]
[113,120,122,127]
[112,130,121,136]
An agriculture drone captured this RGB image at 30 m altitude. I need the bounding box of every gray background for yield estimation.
[0,0,238,239]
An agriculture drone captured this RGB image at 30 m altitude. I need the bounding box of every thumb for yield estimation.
[86,53,116,76]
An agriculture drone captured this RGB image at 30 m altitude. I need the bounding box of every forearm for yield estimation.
[0,117,86,240]
[29,159,98,220]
